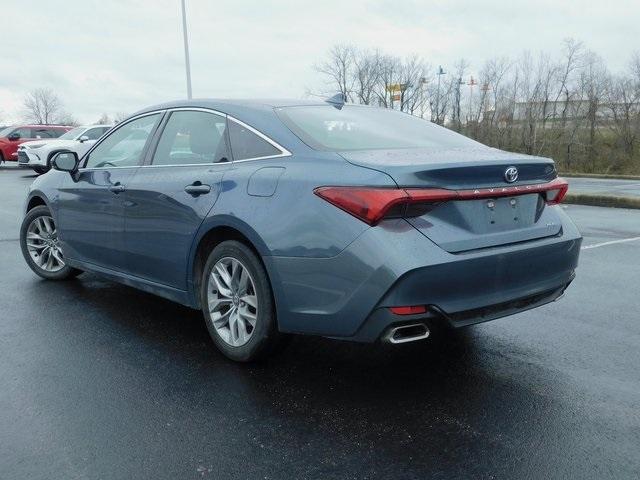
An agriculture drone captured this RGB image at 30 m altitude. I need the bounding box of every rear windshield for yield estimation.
[276,105,481,151]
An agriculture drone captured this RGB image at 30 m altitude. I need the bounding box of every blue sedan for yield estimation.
[20,98,581,361]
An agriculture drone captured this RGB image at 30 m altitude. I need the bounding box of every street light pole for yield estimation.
[435,66,446,124]
[180,0,193,99]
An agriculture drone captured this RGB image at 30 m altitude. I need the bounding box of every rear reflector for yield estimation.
[314,178,569,225]
[389,305,428,315]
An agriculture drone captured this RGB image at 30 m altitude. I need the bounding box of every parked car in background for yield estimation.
[18,125,112,174]
[0,125,72,164]
[20,99,581,362]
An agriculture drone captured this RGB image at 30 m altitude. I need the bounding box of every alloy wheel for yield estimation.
[207,257,258,347]
[25,215,65,272]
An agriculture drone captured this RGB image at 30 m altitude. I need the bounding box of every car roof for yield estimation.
[10,124,73,129]
[133,98,328,117]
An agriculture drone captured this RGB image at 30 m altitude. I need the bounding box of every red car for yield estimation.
[0,125,72,163]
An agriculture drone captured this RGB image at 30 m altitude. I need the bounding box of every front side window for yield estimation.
[277,105,482,151]
[228,120,281,160]
[152,110,229,166]
[85,114,160,169]
[14,127,32,139]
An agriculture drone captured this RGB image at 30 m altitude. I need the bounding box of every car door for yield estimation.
[122,109,231,289]
[57,112,163,270]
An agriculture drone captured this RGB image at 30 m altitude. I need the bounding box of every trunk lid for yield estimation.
[340,147,563,253]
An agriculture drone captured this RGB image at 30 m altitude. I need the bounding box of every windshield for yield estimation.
[276,105,482,151]
[0,126,15,137]
[58,127,85,140]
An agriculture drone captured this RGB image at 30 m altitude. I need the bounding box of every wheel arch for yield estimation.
[188,216,281,310]
[25,192,51,214]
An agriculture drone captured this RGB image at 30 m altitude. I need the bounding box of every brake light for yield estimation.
[314,178,569,226]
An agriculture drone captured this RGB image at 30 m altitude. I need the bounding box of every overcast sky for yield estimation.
[1,0,637,124]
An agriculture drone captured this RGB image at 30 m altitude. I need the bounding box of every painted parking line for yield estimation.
[581,236,640,250]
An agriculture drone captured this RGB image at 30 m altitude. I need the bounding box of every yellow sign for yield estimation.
[386,83,406,93]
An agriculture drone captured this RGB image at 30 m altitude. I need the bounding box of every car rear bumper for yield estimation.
[267,206,581,341]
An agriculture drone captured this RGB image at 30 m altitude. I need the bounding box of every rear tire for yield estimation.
[20,206,81,280]
[200,240,285,362]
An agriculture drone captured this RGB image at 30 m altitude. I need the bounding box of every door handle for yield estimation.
[184,182,211,196]
[109,183,125,194]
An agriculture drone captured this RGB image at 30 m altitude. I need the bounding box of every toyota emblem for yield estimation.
[504,167,518,183]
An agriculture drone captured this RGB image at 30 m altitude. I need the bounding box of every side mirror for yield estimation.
[51,151,79,173]
[8,132,20,141]
[79,135,89,143]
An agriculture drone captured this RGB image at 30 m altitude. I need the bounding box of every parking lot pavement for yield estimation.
[1,164,639,480]
[567,176,640,198]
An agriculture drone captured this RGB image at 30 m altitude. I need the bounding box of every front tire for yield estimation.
[200,240,284,362]
[20,206,81,280]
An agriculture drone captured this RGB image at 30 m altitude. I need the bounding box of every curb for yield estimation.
[560,172,640,180]
[564,193,640,210]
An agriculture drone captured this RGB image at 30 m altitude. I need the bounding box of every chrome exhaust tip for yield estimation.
[384,323,430,344]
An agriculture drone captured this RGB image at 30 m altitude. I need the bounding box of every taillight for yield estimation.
[314,178,569,226]
[543,179,569,205]
[313,187,408,225]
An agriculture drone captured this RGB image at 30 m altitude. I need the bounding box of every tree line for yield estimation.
[315,40,640,174]
[19,87,128,127]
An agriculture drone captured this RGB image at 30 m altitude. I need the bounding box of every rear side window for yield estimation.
[48,129,65,138]
[32,128,56,139]
[228,120,281,160]
[152,111,229,166]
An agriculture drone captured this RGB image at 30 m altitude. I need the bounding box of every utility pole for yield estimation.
[467,76,477,124]
[435,66,446,124]
[180,0,193,99]
[454,77,464,131]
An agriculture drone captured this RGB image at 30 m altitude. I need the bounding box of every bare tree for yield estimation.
[95,113,111,125]
[352,48,382,105]
[313,42,640,174]
[113,112,130,124]
[23,88,62,124]
[315,45,355,101]
[56,113,80,126]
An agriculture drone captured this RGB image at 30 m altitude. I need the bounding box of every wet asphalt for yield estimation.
[0,165,639,480]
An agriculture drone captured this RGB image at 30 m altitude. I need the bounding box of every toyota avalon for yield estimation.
[20,98,581,361]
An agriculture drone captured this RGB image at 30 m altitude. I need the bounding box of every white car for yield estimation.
[18,124,112,174]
